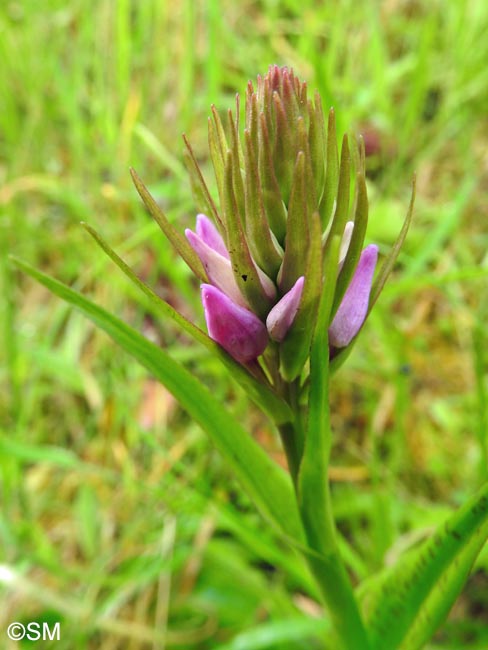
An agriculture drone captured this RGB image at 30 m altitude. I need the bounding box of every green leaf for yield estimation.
[359,481,488,650]
[331,172,368,319]
[369,175,416,311]
[279,211,322,382]
[308,91,326,203]
[325,134,351,248]
[130,168,207,282]
[320,108,339,230]
[182,134,223,230]
[80,222,293,426]
[223,149,272,319]
[214,616,330,650]
[11,257,304,544]
[243,129,282,277]
[258,112,287,242]
[279,151,310,293]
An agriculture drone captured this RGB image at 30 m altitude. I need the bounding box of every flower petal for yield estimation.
[195,214,229,258]
[329,244,378,348]
[201,284,268,363]
[185,228,247,307]
[187,217,276,304]
[266,276,305,342]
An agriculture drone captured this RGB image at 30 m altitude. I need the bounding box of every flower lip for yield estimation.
[201,284,268,363]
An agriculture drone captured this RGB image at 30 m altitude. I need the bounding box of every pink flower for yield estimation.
[186,215,305,362]
[329,245,378,348]
[266,276,305,342]
[201,284,268,363]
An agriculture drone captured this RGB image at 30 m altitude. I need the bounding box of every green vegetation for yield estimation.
[1,1,487,648]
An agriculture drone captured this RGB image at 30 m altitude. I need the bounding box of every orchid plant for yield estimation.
[15,66,488,650]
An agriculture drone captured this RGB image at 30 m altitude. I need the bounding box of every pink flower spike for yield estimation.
[195,214,229,259]
[329,244,379,348]
[201,284,268,363]
[266,276,305,342]
[185,228,247,307]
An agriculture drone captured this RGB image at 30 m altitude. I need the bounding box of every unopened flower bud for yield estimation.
[329,245,378,348]
[201,284,268,363]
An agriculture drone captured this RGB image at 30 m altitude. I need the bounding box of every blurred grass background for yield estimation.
[1,1,487,648]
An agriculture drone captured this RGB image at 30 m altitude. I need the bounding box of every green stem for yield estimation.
[278,421,301,488]
[280,401,370,649]
[301,479,371,650]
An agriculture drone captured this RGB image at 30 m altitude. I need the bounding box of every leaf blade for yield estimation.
[359,481,488,650]
[12,257,304,543]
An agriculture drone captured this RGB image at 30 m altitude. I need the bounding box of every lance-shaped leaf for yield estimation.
[208,116,227,235]
[227,106,246,224]
[279,152,310,293]
[331,172,369,319]
[202,284,268,363]
[309,91,326,202]
[399,514,488,650]
[12,257,303,542]
[297,114,318,215]
[258,112,287,242]
[211,104,229,160]
[281,67,301,123]
[319,108,339,229]
[279,212,322,381]
[358,480,488,650]
[80,224,293,425]
[323,134,351,251]
[130,168,207,282]
[245,87,259,156]
[243,129,282,277]
[223,149,275,319]
[369,175,416,311]
[182,134,223,230]
[272,91,294,205]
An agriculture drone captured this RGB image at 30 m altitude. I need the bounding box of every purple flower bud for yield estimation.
[266,276,305,342]
[187,217,277,304]
[195,214,229,259]
[201,284,268,363]
[329,244,378,348]
[185,227,247,308]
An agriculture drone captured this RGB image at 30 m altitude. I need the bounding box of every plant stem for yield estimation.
[278,421,301,488]
[279,409,370,649]
[301,480,371,650]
